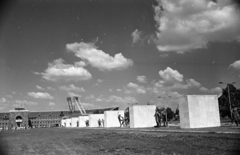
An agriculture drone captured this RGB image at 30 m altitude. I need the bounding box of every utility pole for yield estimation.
[219,82,236,120]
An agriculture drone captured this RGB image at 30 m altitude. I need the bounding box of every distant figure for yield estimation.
[64,122,66,127]
[162,110,168,127]
[77,121,79,127]
[118,114,124,127]
[101,119,104,127]
[85,120,89,127]
[232,105,240,126]
[154,108,161,127]
[98,119,102,127]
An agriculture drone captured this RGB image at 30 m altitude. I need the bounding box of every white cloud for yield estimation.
[117,89,122,92]
[85,94,95,100]
[59,84,85,92]
[105,95,137,104]
[36,85,44,90]
[230,60,240,70]
[47,87,55,90]
[66,42,133,71]
[97,79,103,83]
[82,102,95,108]
[154,0,240,52]
[28,92,54,99]
[67,92,80,97]
[6,95,13,98]
[132,29,142,44]
[0,98,6,103]
[36,58,92,81]
[49,102,55,106]
[136,75,147,83]
[14,100,38,106]
[200,86,222,95]
[159,67,184,83]
[127,82,146,94]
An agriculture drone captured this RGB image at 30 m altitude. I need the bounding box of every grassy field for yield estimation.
[1,127,240,155]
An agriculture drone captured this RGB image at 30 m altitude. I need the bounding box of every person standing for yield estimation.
[98,119,102,127]
[232,105,240,126]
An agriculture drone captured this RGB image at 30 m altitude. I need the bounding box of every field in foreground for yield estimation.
[1,127,240,155]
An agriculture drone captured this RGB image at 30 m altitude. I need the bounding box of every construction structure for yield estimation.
[67,96,86,115]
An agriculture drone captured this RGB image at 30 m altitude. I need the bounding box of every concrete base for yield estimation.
[71,117,79,127]
[78,116,89,127]
[129,105,156,128]
[179,95,220,128]
[89,114,104,127]
[104,110,124,128]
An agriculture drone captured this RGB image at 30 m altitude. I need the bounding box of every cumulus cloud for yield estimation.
[49,102,55,106]
[132,29,142,44]
[36,85,44,90]
[59,84,85,92]
[230,60,240,70]
[28,92,54,99]
[67,92,80,97]
[154,0,240,52]
[159,67,184,83]
[36,58,92,81]
[200,86,222,95]
[127,82,146,94]
[0,98,7,103]
[14,100,38,106]
[137,75,147,83]
[66,42,133,71]
[105,95,137,104]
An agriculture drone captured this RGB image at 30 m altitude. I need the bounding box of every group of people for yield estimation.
[98,119,104,127]
[154,107,168,127]
[118,114,129,127]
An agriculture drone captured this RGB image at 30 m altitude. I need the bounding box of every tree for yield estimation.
[218,84,240,118]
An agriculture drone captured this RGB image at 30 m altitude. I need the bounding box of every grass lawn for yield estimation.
[1,127,240,155]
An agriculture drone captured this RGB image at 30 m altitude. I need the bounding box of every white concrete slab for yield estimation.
[89,114,104,127]
[129,105,156,128]
[179,95,220,128]
[65,118,72,127]
[104,110,124,128]
[78,115,89,127]
[61,119,66,127]
[71,117,79,127]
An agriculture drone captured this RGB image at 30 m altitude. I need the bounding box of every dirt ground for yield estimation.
[1,127,240,155]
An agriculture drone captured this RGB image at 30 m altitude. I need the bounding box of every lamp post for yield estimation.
[219,82,236,120]
[158,96,171,127]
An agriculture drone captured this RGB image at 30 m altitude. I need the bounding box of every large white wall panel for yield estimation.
[104,110,124,128]
[129,105,156,128]
[78,115,89,127]
[71,117,79,127]
[89,114,104,127]
[180,95,220,128]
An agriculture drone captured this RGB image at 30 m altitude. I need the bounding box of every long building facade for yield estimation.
[0,107,118,129]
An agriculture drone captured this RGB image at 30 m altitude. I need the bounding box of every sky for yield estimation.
[0,0,240,112]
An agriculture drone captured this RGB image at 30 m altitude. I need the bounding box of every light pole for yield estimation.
[158,96,171,127]
[219,82,236,120]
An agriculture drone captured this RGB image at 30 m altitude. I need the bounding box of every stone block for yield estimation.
[65,118,72,127]
[78,115,89,127]
[129,105,156,128]
[71,117,79,127]
[179,95,220,128]
[89,114,104,127]
[104,110,124,128]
